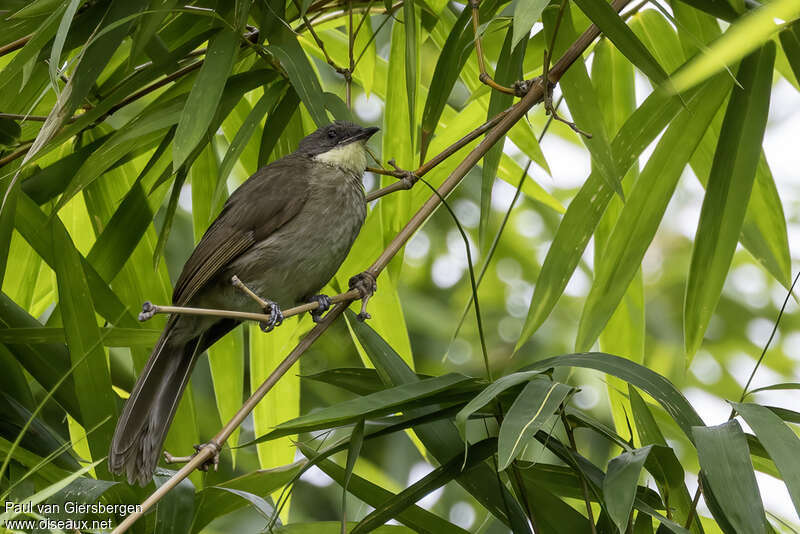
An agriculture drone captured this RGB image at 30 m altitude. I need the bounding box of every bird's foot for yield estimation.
[307,294,332,323]
[138,301,157,322]
[349,271,377,321]
[259,300,284,332]
[194,442,220,472]
[162,441,220,471]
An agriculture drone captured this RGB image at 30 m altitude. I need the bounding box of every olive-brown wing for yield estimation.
[171,154,312,306]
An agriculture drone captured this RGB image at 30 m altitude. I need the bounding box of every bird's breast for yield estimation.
[225,175,366,307]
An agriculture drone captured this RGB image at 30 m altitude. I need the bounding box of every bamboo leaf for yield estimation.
[524,353,704,440]
[576,74,730,352]
[270,373,472,436]
[780,21,800,83]
[604,446,653,534]
[693,421,768,534]
[480,25,525,247]
[733,402,800,519]
[154,468,196,534]
[347,314,532,532]
[670,0,800,92]
[296,441,469,534]
[268,28,329,127]
[403,0,418,145]
[513,0,548,49]
[51,221,116,477]
[572,0,669,85]
[173,27,240,170]
[49,0,81,96]
[497,379,572,470]
[213,84,285,213]
[454,371,544,440]
[342,419,365,533]
[350,439,495,534]
[516,81,705,349]
[544,5,621,200]
[684,43,775,356]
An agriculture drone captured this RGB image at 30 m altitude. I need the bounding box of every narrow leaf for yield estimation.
[604,446,653,533]
[572,0,669,84]
[733,402,800,519]
[497,380,572,470]
[576,74,730,352]
[684,43,775,356]
[693,421,768,534]
[173,27,240,170]
[513,0,548,49]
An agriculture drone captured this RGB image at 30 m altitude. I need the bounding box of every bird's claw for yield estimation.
[349,271,377,321]
[193,442,220,472]
[308,294,332,323]
[139,301,157,321]
[259,301,283,332]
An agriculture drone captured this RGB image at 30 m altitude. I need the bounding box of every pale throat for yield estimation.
[313,141,368,174]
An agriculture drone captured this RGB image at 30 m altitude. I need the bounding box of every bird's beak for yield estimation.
[343,126,380,144]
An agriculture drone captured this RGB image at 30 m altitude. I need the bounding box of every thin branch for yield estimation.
[347,0,355,109]
[470,0,516,95]
[0,34,31,58]
[0,142,33,168]
[111,2,632,529]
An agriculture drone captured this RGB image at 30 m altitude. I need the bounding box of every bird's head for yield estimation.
[299,121,379,174]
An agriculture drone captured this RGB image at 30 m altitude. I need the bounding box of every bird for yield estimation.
[109,120,380,485]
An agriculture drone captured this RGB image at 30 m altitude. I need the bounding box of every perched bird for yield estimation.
[110,121,379,485]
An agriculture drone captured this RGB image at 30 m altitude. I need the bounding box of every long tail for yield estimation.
[109,319,237,486]
[109,324,199,486]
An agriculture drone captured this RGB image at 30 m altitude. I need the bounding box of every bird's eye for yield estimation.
[327,128,336,138]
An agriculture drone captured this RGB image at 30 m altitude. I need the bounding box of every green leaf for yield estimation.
[49,0,81,96]
[497,379,572,470]
[684,43,775,356]
[516,81,705,348]
[276,524,413,534]
[342,419,365,532]
[480,25,525,247]
[153,168,187,269]
[0,5,66,93]
[350,440,495,534]
[347,313,531,532]
[419,0,502,158]
[214,84,284,211]
[693,421,768,534]
[154,469,196,534]
[454,371,544,439]
[191,463,302,533]
[780,21,800,84]
[55,99,183,213]
[629,388,702,533]
[524,353,704,440]
[258,89,301,167]
[733,402,800,519]
[604,446,653,534]
[51,221,115,476]
[513,0,548,49]
[173,27,240,170]
[296,442,471,534]
[269,373,472,437]
[576,74,731,352]
[544,5,621,200]
[670,0,800,92]
[403,0,418,145]
[268,28,329,127]
[572,0,668,85]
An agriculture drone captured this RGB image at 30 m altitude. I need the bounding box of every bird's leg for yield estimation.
[231,275,284,332]
[349,271,377,321]
[306,294,332,323]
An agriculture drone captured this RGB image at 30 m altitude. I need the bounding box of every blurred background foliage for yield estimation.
[0,0,799,532]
